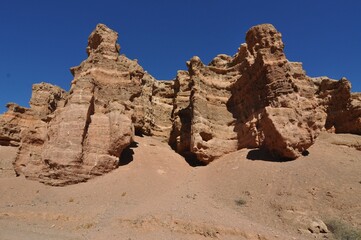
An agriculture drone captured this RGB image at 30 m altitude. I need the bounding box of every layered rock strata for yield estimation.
[0,23,360,185]
[226,24,326,159]
[313,77,361,134]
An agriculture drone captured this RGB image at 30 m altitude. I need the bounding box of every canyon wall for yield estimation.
[0,23,360,185]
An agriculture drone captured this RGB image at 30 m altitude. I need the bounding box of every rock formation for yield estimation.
[226,24,326,159]
[0,23,360,185]
[314,77,361,134]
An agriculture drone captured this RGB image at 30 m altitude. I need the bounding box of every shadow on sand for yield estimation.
[246,148,297,162]
[118,141,138,166]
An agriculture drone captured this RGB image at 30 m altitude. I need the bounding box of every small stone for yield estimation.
[308,219,329,234]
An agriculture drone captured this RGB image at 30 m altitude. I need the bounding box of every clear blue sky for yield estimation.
[1,0,360,113]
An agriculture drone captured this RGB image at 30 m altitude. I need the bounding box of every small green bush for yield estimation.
[234,198,247,206]
[325,220,361,240]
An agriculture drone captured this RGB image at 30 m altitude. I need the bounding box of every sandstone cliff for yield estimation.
[0,23,360,185]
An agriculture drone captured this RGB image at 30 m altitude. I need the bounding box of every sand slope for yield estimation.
[0,133,360,239]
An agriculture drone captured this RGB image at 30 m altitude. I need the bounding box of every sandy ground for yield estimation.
[0,133,360,240]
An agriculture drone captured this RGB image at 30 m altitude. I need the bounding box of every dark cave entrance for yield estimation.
[182,152,206,167]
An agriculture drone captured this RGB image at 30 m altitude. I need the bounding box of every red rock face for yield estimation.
[0,23,360,185]
[227,24,326,159]
[10,25,139,185]
[314,77,361,134]
[173,24,326,160]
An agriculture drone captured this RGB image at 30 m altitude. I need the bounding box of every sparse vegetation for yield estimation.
[68,197,74,203]
[325,220,361,240]
[234,198,247,206]
[76,222,95,230]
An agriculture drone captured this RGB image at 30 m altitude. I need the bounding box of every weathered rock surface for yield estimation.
[2,24,146,185]
[0,103,46,147]
[171,24,327,160]
[29,82,68,119]
[226,24,326,159]
[175,56,238,163]
[313,77,361,134]
[0,146,17,177]
[0,23,360,185]
[151,80,175,139]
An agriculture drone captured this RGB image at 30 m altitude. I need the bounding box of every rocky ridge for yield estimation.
[0,23,360,185]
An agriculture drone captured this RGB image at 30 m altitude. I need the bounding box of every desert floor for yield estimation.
[0,133,360,240]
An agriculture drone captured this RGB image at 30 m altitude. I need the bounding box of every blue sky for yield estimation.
[1,0,360,113]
